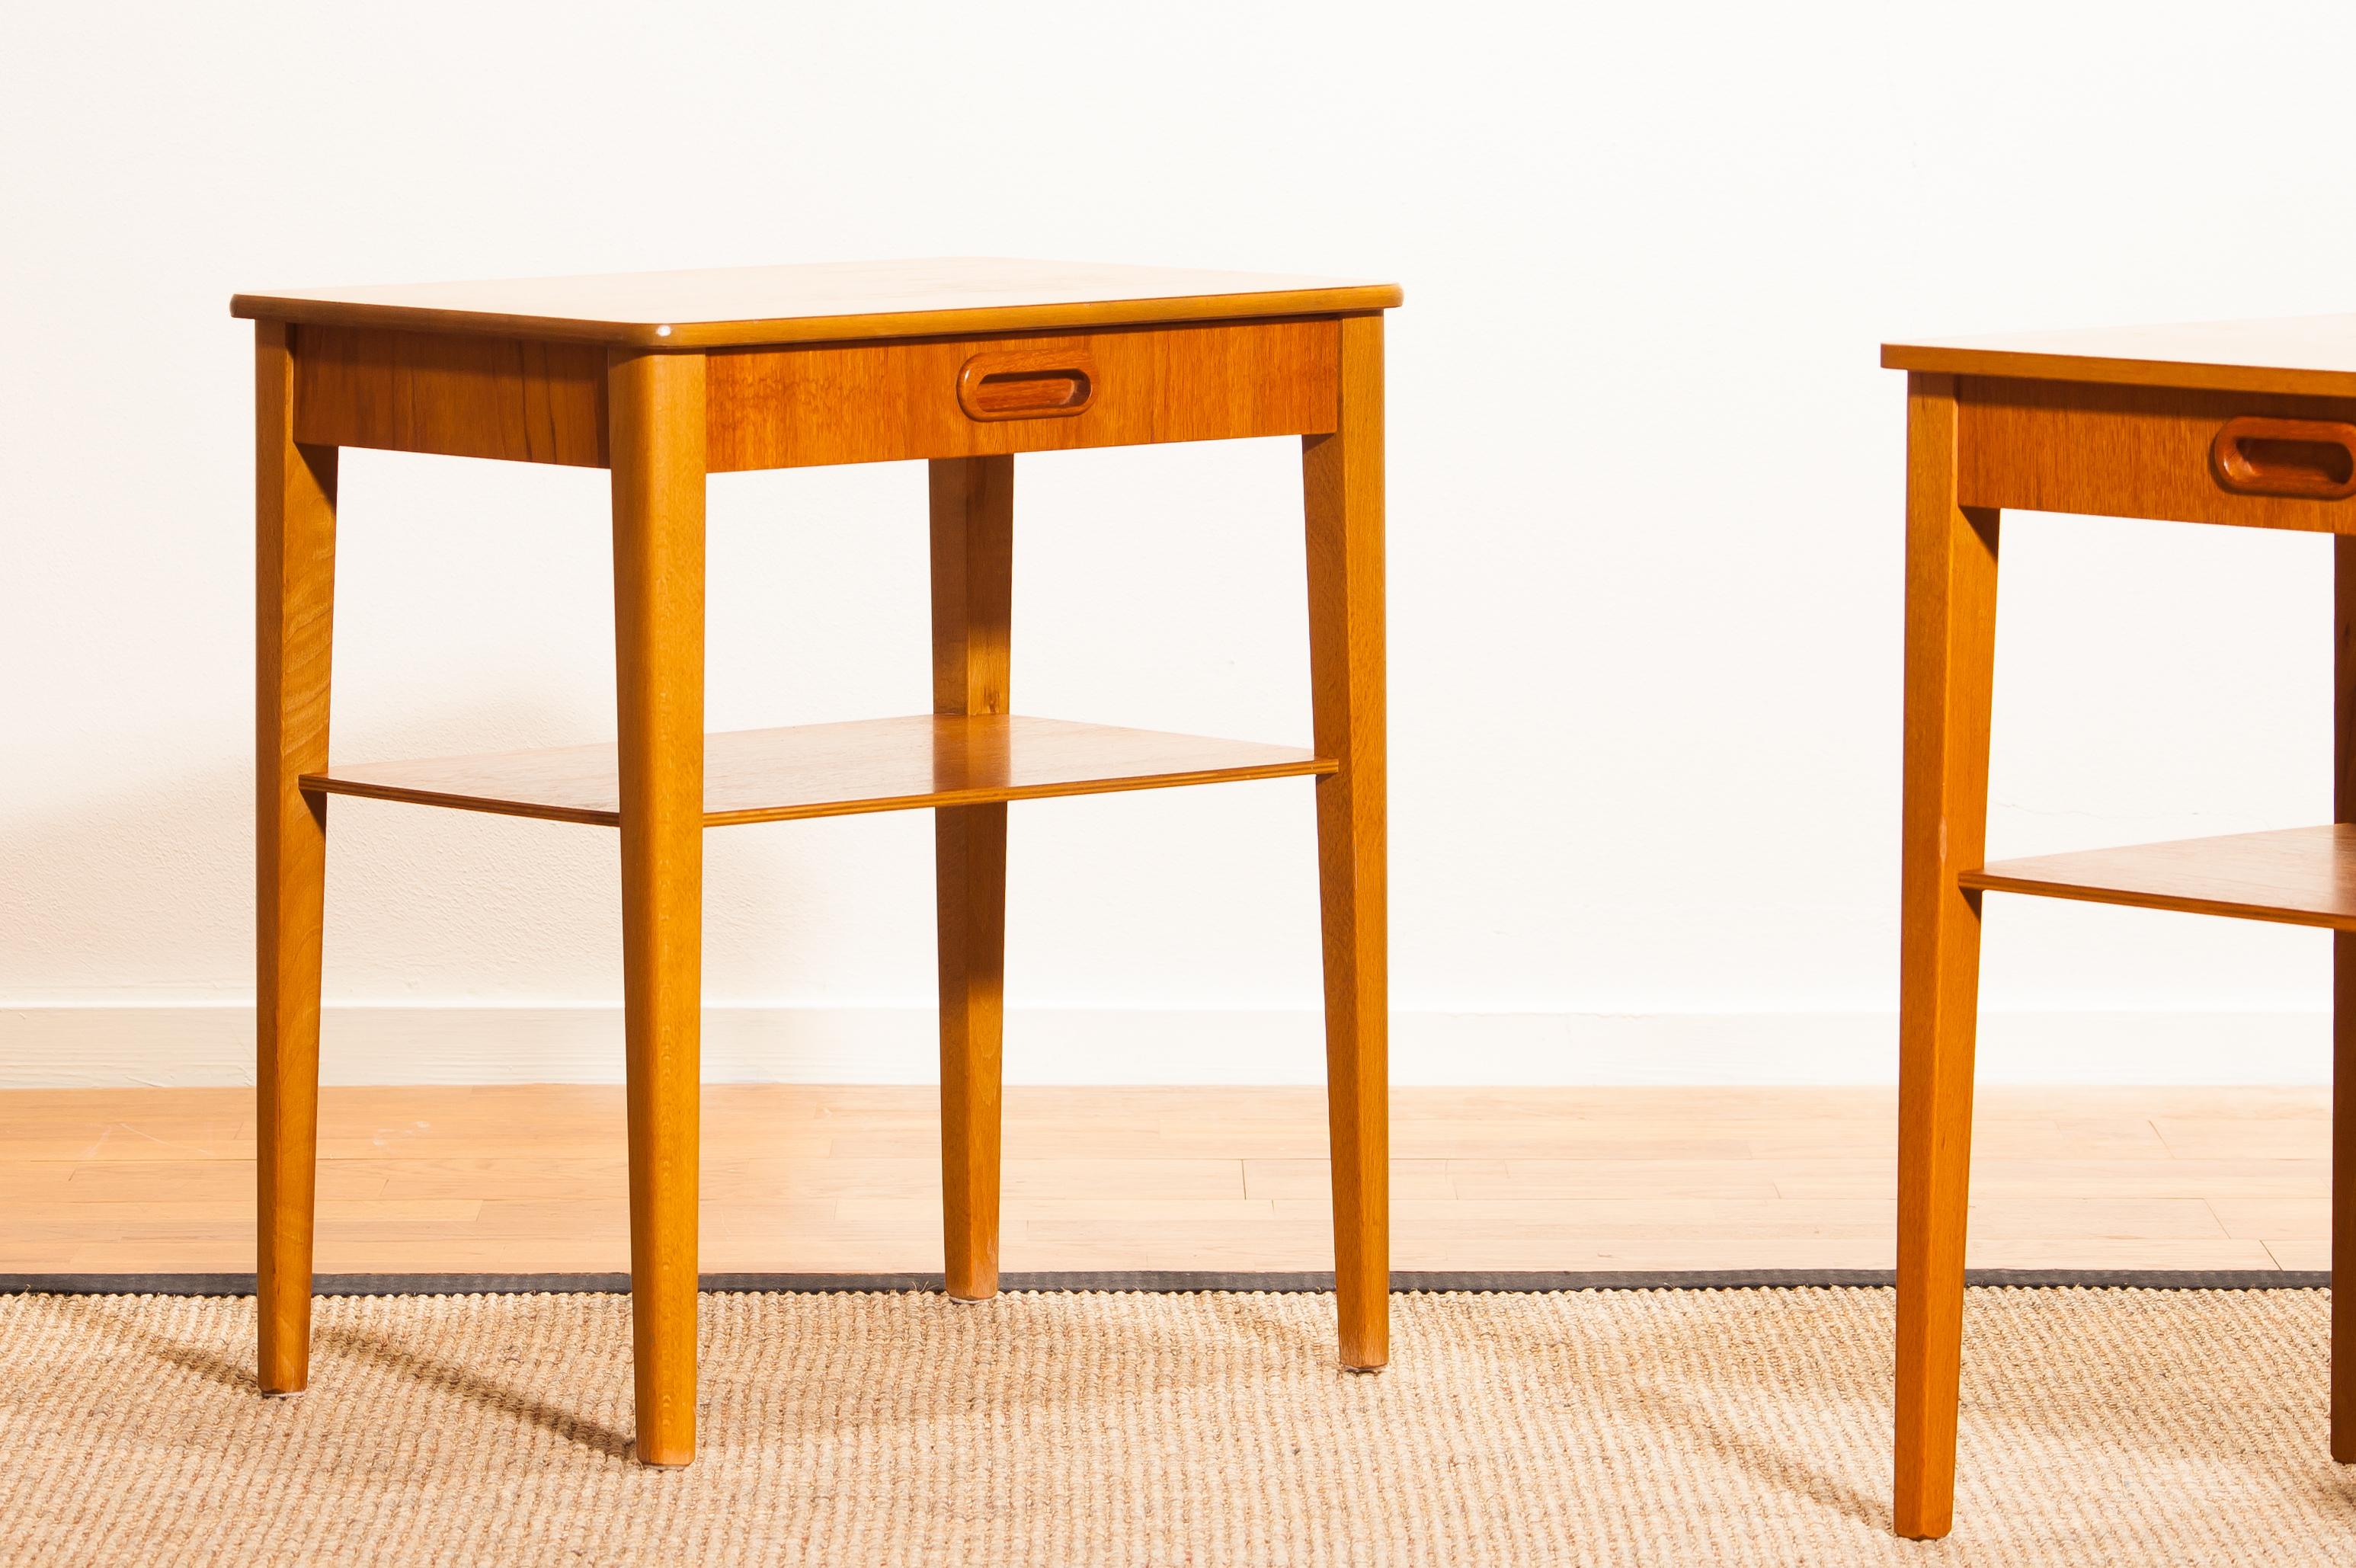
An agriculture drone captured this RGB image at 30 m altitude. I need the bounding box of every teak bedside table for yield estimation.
[234,258,1400,1465]
[1883,318,2356,1537]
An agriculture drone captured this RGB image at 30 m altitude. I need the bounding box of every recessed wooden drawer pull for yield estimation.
[2209,416,2356,500]
[956,348,1097,421]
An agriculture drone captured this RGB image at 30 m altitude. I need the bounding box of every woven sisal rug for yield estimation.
[1,1286,2347,1565]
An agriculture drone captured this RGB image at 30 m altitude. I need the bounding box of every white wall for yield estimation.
[6,0,2356,1086]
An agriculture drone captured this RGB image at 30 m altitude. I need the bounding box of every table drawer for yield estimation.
[1958,376,2356,533]
[704,316,1341,472]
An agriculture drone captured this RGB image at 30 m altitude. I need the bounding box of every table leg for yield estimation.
[255,321,337,1397]
[930,456,1013,1303]
[610,348,707,1467]
[1304,315,1389,1371]
[2334,536,2356,1461]
[1894,372,2000,1539]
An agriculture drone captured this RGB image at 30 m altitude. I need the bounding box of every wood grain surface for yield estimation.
[929,456,1013,1302]
[1304,314,1390,1370]
[703,318,1337,471]
[286,318,1340,471]
[306,715,1333,827]
[1885,313,2356,398]
[1966,826,2356,931]
[293,326,607,466]
[253,321,339,1397]
[0,1085,2326,1276]
[2337,542,2356,1462]
[607,348,708,1466]
[233,257,1402,349]
[1894,371,2002,1541]
[1957,377,2356,534]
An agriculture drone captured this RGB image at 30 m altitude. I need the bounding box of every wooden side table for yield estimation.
[1883,317,2356,1537]
[234,258,1401,1465]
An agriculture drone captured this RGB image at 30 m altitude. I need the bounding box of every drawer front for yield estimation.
[704,316,1340,472]
[1959,376,2356,533]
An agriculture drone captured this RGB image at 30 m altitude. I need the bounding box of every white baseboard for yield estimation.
[0,1004,2329,1088]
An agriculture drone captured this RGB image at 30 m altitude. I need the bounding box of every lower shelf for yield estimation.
[304,714,1335,828]
[1963,825,2356,930]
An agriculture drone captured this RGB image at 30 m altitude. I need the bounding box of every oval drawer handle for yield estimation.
[2210,416,2356,500]
[957,349,1097,421]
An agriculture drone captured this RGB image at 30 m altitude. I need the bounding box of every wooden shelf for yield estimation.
[1962,825,2356,930]
[303,715,1333,828]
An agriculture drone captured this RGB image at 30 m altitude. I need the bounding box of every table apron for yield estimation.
[286,318,1343,472]
[1957,375,2356,533]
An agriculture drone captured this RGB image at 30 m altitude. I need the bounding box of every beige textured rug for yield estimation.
[1,1287,2348,1566]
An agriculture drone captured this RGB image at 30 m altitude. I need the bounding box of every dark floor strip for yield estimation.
[0,1268,2329,1296]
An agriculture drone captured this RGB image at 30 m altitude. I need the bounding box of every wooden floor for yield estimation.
[0,1085,2329,1275]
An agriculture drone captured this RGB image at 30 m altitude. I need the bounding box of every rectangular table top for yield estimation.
[1884,315,2356,399]
[232,257,1403,349]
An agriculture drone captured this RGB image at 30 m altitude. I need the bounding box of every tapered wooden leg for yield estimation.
[254,320,337,1397]
[610,349,707,1467]
[2332,536,2356,1462]
[930,456,1013,1302]
[1303,315,1388,1371]
[2336,932,2355,1462]
[1893,373,2000,1540]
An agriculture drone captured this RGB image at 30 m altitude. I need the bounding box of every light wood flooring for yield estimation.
[0,1085,2330,1275]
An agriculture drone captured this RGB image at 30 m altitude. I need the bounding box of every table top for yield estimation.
[232,257,1403,350]
[1884,315,2356,399]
